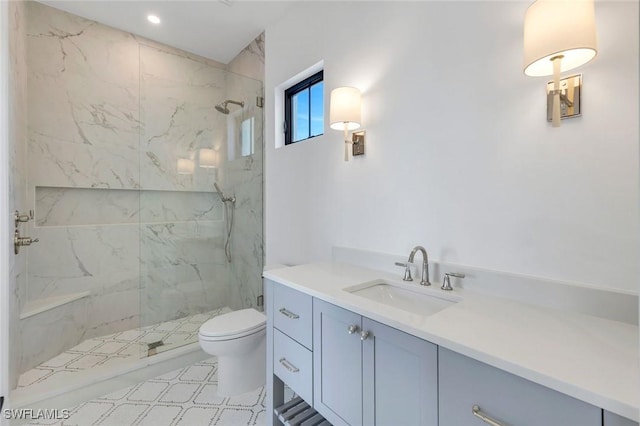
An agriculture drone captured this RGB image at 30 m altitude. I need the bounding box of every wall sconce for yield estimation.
[329,86,364,162]
[177,158,195,175]
[198,148,218,168]
[523,0,597,127]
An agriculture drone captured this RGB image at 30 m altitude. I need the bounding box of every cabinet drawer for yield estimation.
[274,329,313,404]
[273,283,312,349]
[605,411,639,426]
[439,348,601,426]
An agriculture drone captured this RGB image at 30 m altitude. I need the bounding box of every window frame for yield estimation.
[284,70,324,145]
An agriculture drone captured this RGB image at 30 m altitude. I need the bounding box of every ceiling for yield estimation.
[37,0,299,64]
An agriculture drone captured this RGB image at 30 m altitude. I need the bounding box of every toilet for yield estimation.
[198,308,267,396]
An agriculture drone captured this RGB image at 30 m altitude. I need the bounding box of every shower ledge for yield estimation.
[20,291,90,320]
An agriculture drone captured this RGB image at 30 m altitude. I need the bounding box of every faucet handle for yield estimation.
[394,262,413,282]
[441,272,465,291]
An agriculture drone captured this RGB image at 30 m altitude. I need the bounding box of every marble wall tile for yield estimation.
[28,225,140,301]
[227,33,265,83]
[140,45,226,192]
[140,220,228,326]
[26,2,140,151]
[29,132,139,189]
[141,263,229,327]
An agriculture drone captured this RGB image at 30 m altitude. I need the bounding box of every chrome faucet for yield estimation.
[395,246,431,286]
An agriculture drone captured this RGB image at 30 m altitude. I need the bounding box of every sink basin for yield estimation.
[344,280,460,316]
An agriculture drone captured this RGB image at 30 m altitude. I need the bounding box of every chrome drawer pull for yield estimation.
[347,324,359,334]
[279,308,299,319]
[279,357,300,373]
[472,405,506,426]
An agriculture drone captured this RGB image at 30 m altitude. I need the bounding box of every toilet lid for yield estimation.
[199,308,266,339]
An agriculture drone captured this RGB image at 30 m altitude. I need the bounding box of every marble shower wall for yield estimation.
[138,44,230,326]
[17,2,263,375]
[227,32,265,83]
[8,0,28,390]
[24,2,143,373]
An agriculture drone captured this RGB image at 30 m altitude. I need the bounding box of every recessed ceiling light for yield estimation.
[147,15,161,25]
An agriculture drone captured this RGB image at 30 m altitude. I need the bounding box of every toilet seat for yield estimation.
[199,308,266,341]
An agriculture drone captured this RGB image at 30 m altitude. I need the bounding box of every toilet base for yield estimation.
[216,337,266,396]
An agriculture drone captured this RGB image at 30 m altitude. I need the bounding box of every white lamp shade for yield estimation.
[523,0,597,76]
[177,158,195,174]
[199,148,217,168]
[329,87,361,131]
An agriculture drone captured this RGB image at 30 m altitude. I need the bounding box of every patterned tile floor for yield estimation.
[27,357,267,426]
[19,308,231,392]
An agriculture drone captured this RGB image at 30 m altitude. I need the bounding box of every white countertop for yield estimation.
[263,262,640,422]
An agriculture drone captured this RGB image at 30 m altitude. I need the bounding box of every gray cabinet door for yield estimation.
[362,318,438,426]
[439,348,601,426]
[313,299,363,426]
[605,411,639,426]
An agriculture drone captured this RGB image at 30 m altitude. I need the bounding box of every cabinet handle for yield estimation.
[360,331,370,341]
[279,308,299,320]
[347,324,359,334]
[472,405,506,426]
[279,357,300,373]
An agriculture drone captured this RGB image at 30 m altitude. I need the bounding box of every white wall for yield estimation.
[265,1,639,294]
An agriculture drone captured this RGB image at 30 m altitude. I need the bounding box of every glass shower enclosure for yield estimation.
[11,0,263,402]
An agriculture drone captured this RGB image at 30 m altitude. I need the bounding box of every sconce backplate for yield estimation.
[546,74,582,121]
[352,130,366,156]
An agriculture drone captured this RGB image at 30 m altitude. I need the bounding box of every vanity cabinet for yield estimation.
[266,278,636,426]
[438,348,601,426]
[604,411,640,426]
[271,282,314,404]
[313,299,438,426]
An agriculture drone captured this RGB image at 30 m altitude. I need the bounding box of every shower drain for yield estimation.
[147,340,165,356]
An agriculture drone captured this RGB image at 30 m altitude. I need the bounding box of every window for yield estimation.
[284,70,323,145]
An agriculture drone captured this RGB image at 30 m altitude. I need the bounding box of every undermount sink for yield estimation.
[344,279,460,316]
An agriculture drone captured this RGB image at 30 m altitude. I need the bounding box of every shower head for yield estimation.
[215,99,244,115]
[215,104,229,114]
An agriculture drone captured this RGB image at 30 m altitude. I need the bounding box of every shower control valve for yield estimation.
[14,210,34,228]
[14,229,39,255]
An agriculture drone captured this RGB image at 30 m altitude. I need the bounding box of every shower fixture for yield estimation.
[214,182,236,204]
[215,99,244,115]
[214,182,236,262]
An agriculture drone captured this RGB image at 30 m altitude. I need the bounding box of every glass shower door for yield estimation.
[138,43,264,357]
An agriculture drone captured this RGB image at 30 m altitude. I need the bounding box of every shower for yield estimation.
[214,182,236,262]
[215,99,244,114]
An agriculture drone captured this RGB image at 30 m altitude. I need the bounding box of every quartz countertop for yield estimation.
[263,262,639,422]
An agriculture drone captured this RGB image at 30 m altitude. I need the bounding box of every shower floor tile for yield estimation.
[27,357,266,426]
[18,308,231,393]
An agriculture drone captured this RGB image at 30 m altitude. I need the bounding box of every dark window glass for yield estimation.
[285,70,323,145]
